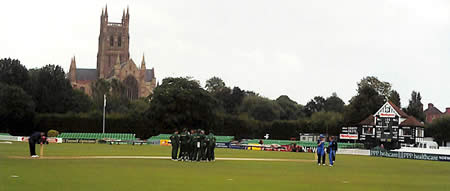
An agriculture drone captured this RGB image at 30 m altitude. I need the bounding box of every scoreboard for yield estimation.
[375,116,399,127]
[340,127,358,140]
[374,103,399,142]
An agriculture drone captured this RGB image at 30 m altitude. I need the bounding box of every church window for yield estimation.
[118,35,122,47]
[110,36,114,47]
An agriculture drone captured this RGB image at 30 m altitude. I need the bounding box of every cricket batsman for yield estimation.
[29,131,45,158]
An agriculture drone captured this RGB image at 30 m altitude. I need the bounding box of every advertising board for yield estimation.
[370,150,450,162]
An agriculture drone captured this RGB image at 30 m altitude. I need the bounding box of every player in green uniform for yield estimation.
[191,130,202,161]
[169,130,180,161]
[179,129,189,161]
[203,130,210,161]
[189,129,195,161]
[199,130,207,161]
[207,132,216,161]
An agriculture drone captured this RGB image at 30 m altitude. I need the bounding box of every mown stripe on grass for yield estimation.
[8,155,315,162]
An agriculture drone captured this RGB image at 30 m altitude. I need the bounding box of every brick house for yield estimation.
[424,103,450,123]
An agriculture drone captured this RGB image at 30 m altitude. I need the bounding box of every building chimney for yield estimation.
[428,103,434,109]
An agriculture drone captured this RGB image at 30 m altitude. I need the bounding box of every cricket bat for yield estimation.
[40,143,44,157]
[314,150,317,160]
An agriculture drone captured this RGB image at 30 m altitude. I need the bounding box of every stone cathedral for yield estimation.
[68,6,156,99]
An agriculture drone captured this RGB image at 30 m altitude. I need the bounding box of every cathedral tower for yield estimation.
[69,6,156,98]
[96,5,130,78]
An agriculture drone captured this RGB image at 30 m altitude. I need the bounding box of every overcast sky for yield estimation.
[1,0,449,110]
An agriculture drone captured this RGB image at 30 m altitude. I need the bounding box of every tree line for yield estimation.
[0,58,448,143]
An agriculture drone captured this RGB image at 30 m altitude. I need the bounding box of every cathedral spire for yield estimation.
[105,5,108,17]
[69,56,77,82]
[70,56,76,69]
[126,6,129,18]
[141,53,146,70]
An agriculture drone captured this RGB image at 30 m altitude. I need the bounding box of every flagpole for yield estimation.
[103,94,106,134]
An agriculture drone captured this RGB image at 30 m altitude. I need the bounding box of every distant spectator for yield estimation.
[259,139,264,145]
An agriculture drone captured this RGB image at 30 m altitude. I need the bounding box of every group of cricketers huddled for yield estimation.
[170,129,216,162]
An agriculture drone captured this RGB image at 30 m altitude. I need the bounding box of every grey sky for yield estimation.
[1,0,449,110]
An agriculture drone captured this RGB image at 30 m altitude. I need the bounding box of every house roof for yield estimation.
[424,106,443,115]
[357,101,424,127]
[387,101,409,118]
[145,69,154,82]
[75,69,97,82]
[359,115,375,126]
[400,116,424,127]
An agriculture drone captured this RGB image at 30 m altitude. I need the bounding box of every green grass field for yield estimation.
[1,142,450,191]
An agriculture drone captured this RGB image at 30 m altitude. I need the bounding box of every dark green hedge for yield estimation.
[33,112,158,139]
[211,114,316,140]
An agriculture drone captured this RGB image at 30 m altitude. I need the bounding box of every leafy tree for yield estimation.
[345,85,385,124]
[30,65,74,113]
[205,76,226,93]
[91,79,111,111]
[358,76,391,98]
[226,87,245,114]
[389,90,401,108]
[108,79,130,113]
[0,58,30,93]
[205,76,246,115]
[303,96,326,117]
[245,91,259,97]
[110,79,127,98]
[91,79,133,113]
[129,98,150,114]
[250,102,281,122]
[294,104,306,119]
[427,116,450,146]
[404,91,425,122]
[310,111,343,135]
[147,77,218,131]
[0,83,35,135]
[128,98,151,122]
[66,89,93,113]
[241,95,282,121]
[212,86,246,114]
[268,120,300,139]
[211,86,232,111]
[276,95,301,120]
[324,93,345,113]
